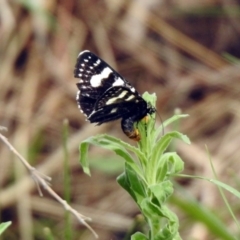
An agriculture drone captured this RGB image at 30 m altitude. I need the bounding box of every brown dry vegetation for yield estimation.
[1,0,240,239]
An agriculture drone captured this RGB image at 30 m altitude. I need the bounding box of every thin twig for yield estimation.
[0,129,98,239]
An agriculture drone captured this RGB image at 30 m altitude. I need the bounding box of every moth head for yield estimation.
[147,103,156,115]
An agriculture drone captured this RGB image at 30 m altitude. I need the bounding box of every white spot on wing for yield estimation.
[94,59,101,66]
[79,50,90,57]
[76,90,80,100]
[125,95,135,101]
[130,87,136,92]
[81,63,85,67]
[90,67,112,87]
[106,90,128,105]
[112,77,125,86]
[110,108,117,113]
[118,90,128,98]
[88,110,96,119]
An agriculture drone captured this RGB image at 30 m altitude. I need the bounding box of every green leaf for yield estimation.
[125,163,147,204]
[142,92,157,107]
[0,222,11,235]
[154,114,189,141]
[117,172,138,202]
[79,141,91,176]
[140,199,163,236]
[79,134,147,180]
[131,232,149,240]
[167,153,184,174]
[145,132,182,184]
[149,181,173,205]
[102,135,147,166]
[156,153,184,182]
[141,199,180,240]
[153,206,180,240]
[147,132,188,184]
[172,194,236,240]
[117,163,147,205]
[154,229,181,240]
[210,179,240,199]
[154,132,190,158]
[155,156,169,182]
[152,132,177,165]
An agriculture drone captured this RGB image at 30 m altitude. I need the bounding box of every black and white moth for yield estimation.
[74,50,155,141]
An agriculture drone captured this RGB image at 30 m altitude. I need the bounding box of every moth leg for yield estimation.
[121,118,140,141]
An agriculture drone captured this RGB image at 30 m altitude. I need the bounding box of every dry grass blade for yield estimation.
[0,130,98,239]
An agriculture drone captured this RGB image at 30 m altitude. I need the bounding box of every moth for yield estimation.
[74,50,155,141]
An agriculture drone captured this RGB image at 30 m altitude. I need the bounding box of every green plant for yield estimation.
[79,92,190,240]
[0,221,11,236]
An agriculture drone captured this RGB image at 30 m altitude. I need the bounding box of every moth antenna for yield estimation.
[156,110,164,136]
